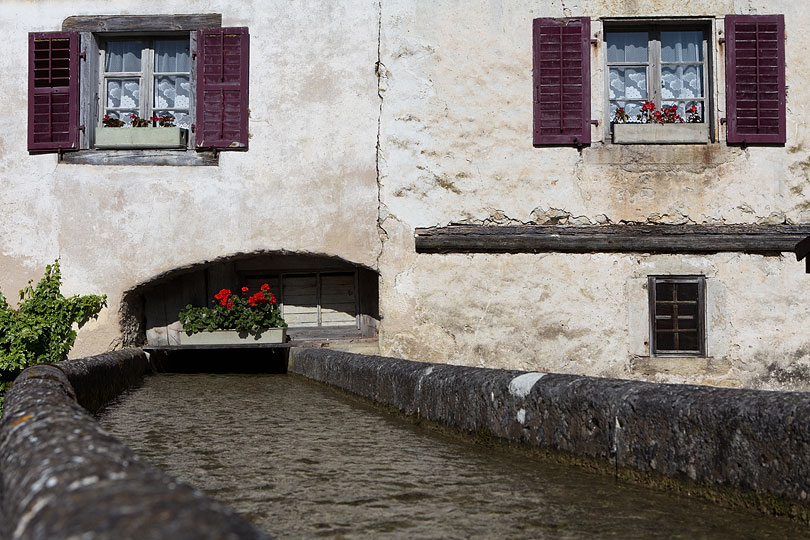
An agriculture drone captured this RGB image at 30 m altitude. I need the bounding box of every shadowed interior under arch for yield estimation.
[119,252,379,347]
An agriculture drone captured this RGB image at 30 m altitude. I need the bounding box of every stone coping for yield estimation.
[288,347,810,520]
[0,350,271,540]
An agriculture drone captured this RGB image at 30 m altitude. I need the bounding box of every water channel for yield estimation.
[98,372,810,539]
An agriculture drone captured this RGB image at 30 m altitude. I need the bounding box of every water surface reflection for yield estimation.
[98,373,810,539]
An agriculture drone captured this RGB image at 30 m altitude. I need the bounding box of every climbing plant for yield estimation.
[0,261,106,416]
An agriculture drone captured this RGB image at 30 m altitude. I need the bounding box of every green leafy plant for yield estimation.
[179,284,287,335]
[0,260,106,381]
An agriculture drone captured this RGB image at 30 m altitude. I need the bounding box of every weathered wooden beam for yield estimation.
[60,150,218,166]
[415,225,810,255]
[794,234,810,261]
[62,14,221,32]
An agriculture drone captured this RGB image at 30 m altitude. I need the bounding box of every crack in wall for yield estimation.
[375,0,387,271]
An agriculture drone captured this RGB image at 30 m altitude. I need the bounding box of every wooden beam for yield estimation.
[415,225,810,255]
[62,14,221,32]
[795,234,810,261]
[60,149,218,166]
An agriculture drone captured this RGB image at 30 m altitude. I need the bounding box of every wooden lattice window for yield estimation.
[649,276,706,356]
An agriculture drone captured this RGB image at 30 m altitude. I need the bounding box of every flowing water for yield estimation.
[98,373,810,539]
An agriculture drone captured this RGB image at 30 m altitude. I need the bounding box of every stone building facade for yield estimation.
[2,1,809,390]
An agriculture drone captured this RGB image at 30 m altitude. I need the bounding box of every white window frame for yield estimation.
[603,19,714,143]
[98,37,192,130]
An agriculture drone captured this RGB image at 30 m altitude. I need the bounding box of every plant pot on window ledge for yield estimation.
[177,328,287,345]
[95,127,188,149]
[612,123,708,145]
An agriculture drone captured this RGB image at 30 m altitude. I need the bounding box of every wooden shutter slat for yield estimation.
[533,17,591,146]
[725,14,785,144]
[195,27,249,150]
[28,32,79,153]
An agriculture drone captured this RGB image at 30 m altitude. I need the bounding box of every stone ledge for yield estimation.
[630,355,733,378]
[288,347,810,520]
[0,350,270,540]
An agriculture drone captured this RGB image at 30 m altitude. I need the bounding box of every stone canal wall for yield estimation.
[289,347,810,519]
[0,350,270,540]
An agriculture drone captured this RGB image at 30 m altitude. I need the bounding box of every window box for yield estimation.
[178,328,287,345]
[94,126,188,149]
[612,123,708,145]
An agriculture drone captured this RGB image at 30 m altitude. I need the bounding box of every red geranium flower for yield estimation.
[214,288,231,300]
[260,283,270,291]
[241,286,249,293]
[248,292,266,307]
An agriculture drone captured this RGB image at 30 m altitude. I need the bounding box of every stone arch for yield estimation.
[119,251,379,347]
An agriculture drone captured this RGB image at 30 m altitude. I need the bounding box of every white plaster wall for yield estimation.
[378,0,810,229]
[380,252,810,390]
[375,0,810,389]
[0,1,381,355]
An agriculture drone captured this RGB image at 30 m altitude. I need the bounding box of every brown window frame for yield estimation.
[648,275,706,357]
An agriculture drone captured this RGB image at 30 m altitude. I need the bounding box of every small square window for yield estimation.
[649,276,706,356]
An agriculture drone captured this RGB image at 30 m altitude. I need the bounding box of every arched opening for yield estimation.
[120,252,379,347]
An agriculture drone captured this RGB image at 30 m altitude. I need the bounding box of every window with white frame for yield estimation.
[605,23,710,134]
[101,38,192,129]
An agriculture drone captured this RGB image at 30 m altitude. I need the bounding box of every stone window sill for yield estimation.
[631,355,731,377]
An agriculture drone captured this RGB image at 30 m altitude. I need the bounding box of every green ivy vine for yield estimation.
[0,261,106,417]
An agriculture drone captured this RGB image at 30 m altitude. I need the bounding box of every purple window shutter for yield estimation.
[533,17,591,146]
[28,32,79,153]
[196,27,250,150]
[725,15,785,144]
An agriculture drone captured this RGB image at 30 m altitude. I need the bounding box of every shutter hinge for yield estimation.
[191,123,196,133]
[79,50,86,61]
[590,39,598,46]
[720,117,727,124]
[192,52,197,59]
[590,120,599,126]
[718,37,726,44]
[79,124,85,133]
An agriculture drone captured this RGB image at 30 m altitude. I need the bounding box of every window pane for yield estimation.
[609,68,647,100]
[656,316,674,330]
[679,331,699,351]
[154,76,190,109]
[106,79,140,108]
[656,331,675,351]
[655,282,673,301]
[610,100,643,120]
[154,110,192,130]
[154,40,191,73]
[661,31,703,63]
[661,65,703,99]
[607,32,648,63]
[105,41,143,73]
[676,283,699,302]
[655,303,674,317]
[104,110,138,126]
